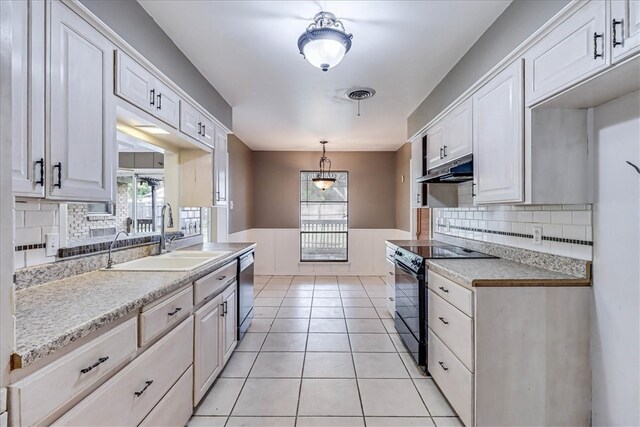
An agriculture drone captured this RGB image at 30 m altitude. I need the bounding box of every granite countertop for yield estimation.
[13,242,255,369]
[426,258,590,289]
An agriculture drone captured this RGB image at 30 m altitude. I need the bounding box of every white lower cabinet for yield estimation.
[385,256,395,317]
[222,283,238,364]
[426,270,590,426]
[8,318,137,426]
[193,281,238,406]
[193,294,223,406]
[53,317,193,426]
[140,366,193,427]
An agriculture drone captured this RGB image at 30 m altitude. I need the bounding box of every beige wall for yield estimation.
[252,151,397,229]
[228,135,254,233]
[395,143,411,231]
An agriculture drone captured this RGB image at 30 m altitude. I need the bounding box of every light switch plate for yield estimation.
[532,226,542,245]
[46,233,59,256]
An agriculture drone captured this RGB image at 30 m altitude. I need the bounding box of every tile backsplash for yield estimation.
[433,202,593,260]
[14,201,60,269]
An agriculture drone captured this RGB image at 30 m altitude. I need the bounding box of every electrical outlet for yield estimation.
[532,225,542,245]
[46,233,59,256]
[229,200,234,210]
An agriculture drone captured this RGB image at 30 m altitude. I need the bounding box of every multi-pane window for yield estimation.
[300,171,348,261]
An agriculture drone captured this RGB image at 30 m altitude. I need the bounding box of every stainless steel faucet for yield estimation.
[106,231,129,269]
[160,203,174,253]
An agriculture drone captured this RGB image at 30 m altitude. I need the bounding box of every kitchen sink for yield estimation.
[104,251,231,271]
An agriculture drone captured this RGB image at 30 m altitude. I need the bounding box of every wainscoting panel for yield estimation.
[228,228,411,275]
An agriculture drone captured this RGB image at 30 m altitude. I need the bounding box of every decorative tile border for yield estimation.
[57,234,161,258]
[441,225,593,246]
[15,243,46,252]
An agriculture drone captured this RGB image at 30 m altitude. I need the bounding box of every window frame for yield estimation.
[299,170,349,263]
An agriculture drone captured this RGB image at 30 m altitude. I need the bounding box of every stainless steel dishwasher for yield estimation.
[237,251,254,340]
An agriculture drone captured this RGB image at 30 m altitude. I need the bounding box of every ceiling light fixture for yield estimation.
[297,12,353,72]
[313,141,337,190]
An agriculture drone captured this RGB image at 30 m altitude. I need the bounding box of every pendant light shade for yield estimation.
[298,12,353,72]
[312,141,336,190]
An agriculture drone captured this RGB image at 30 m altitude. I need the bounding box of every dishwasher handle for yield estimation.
[239,251,254,271]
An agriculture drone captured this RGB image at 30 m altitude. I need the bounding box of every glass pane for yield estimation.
[300,203,347,231]
[301,232,348,261]
[301,171,348,202]
[135,175,164,233]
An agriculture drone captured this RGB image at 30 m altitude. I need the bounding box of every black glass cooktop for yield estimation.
[400,245,496,259]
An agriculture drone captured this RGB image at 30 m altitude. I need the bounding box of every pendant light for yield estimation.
[297,12,353,72]
[312,141,336,190]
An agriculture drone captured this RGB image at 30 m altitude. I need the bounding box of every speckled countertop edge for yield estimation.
[13,242,255,369]
[426,258,590,290]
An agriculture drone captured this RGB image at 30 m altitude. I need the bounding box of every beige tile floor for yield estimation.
[189,276,462,427]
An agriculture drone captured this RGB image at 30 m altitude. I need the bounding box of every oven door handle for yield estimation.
[395,260,424,280]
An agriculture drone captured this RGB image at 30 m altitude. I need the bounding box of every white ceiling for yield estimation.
[139,1,510,151]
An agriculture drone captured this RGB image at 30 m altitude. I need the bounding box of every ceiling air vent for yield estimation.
[345,87,376,116]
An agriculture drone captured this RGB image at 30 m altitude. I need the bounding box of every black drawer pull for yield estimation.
[134,380,153,397]
[80,356,109,374]
[35,158,44,187]
[167,307,182,316]
[53,162,62,189]
[217,275,227,281]
[438,286,449,293]
[439,317,449,325]
[438,361,448,371]
[157,93,162,110]
[223,301,228,315]
[150,89,155,106]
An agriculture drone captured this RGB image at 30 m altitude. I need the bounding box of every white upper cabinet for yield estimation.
[410,135,423,208]
[115,52,155,113]
[425,123,445,171]
[443,99,473,163]
[152,79,180,128]
[180,100,216,147]
[48,1,115,202]
[611,0,640,62]
[424,99,473,172]
[115,51,179,129]
[524,0,608,106]
[214,129,228,206]
[179,101,200,141]
[11,0,45,197]
[473,60,524,204]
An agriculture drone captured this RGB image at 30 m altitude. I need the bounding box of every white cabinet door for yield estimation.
[426,123,445,171]
[48,1,115,202]
[200,114,216,147]
[152,79,180,129]
[214,129,228,206]
[193,294,223,406]
[611,0,640,62]
[221,283,237,365]
[473,60,524,204]
[443,99,472,162]
[11,0,45,197]
[115,52,155,114]
[524,0,608,106]
[179,100,200,141]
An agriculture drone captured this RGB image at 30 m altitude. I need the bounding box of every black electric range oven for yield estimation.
[394,244,495,372]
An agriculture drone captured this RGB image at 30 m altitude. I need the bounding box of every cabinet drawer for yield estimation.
[139,286,193,346]
[428,329,473,427]
[385,245,397,260]
[428,271,473,317]
[194,260,237,305]
[140,366,193,427]
[428,290,474,372]
[9,318,137,427]
[54,317,193,426]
